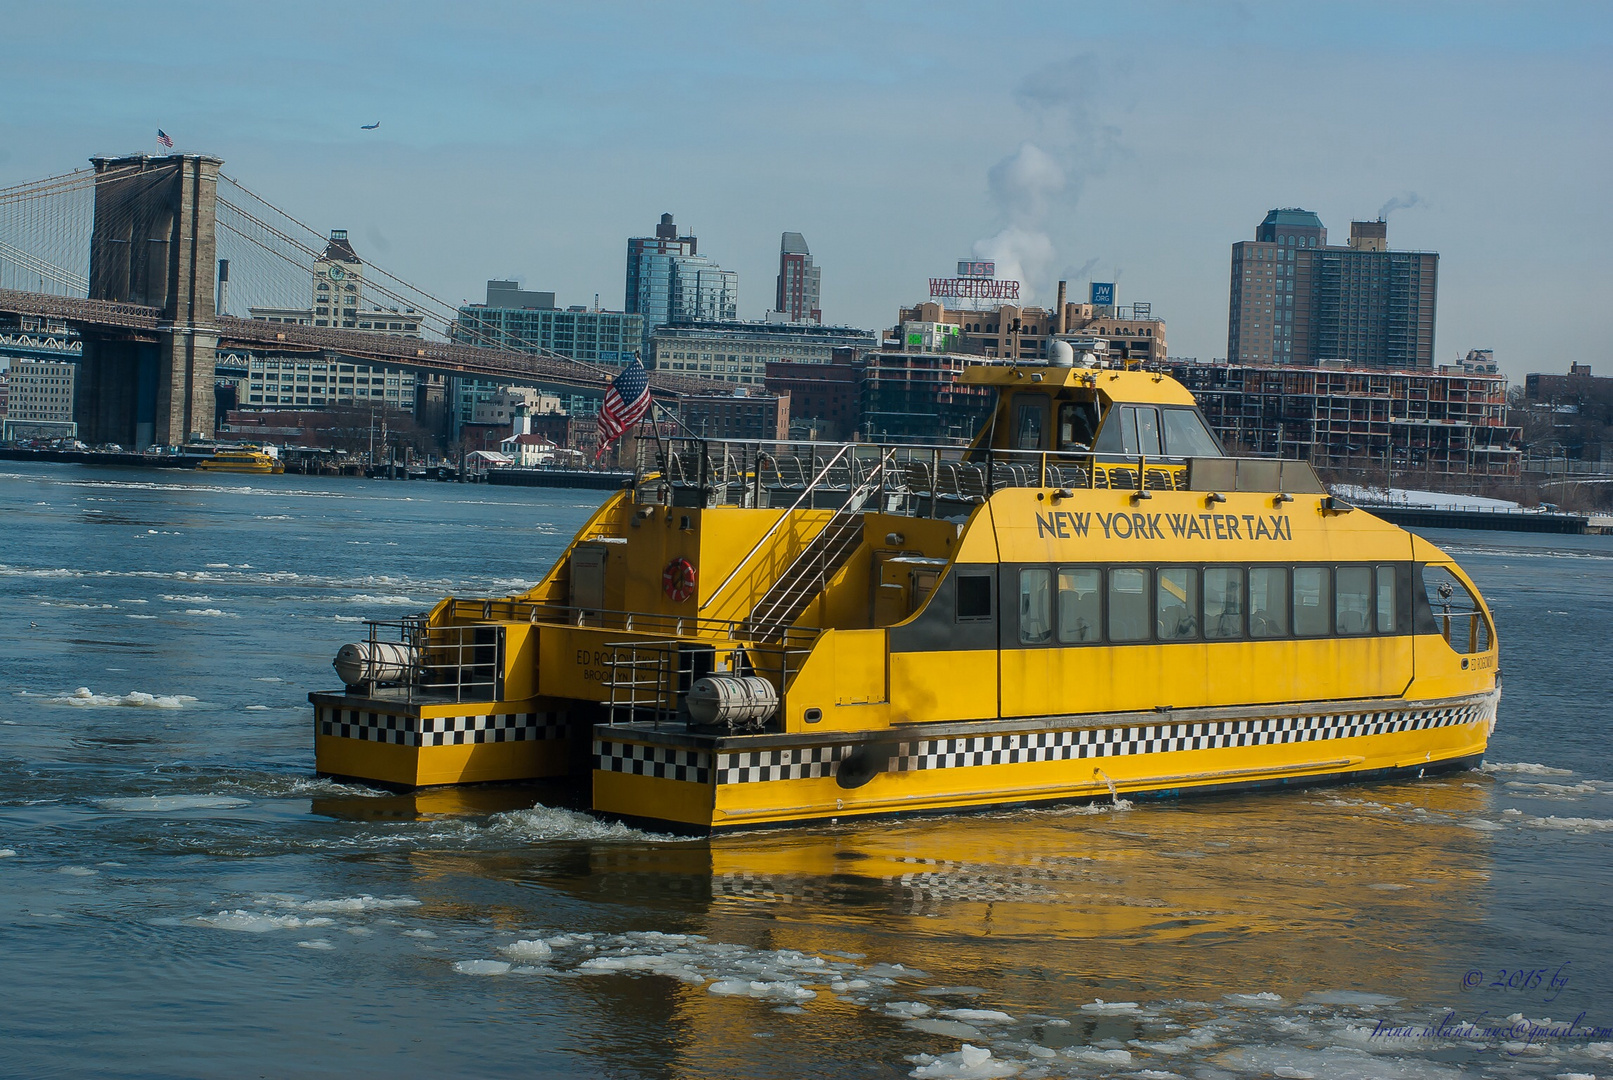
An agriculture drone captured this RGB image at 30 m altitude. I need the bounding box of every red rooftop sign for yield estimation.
[930,277,1021,300]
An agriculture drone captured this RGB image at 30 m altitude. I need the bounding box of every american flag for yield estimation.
[595,355,651,458]
[156,129,173,149]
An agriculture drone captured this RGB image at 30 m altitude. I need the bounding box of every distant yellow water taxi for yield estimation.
[197,447,284,474]
[311,344,1499,833]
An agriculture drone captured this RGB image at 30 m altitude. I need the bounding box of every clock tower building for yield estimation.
[313,229,363,328]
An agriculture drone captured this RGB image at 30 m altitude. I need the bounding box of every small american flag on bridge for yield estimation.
[156,130,173,149]
[595,354,651,459]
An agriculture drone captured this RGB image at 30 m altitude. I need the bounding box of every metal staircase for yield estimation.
[743,456,892,642]
[744,507,866,642]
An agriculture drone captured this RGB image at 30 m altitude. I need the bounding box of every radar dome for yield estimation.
[1048,339,1076,367]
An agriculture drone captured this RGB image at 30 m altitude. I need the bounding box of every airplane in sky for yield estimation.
[361,121,380,130]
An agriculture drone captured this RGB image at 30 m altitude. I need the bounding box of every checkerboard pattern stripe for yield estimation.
[594,701,1488,787]
[595,739,711,783]
[715,745,848,784]
[315,706,567,748]
[887,704,1484,773]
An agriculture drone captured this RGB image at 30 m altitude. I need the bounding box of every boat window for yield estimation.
[1375,565,1397,633]
[1058,401,1099,450]
[1108,568,1151,642]
[1132,407,1162,456]
[1293,567,1331,636]
[1161,408,1223,457]
[1156,567,1199,640]
[1019,568,1053,644]
[1422,565,1490,653]
[956,574,993,621]
[1249,567,1289,637]
[1335,566,1372,634]
[1203,566,1245,639]
[1014,394,1049,451]
[1057,568,1102,643]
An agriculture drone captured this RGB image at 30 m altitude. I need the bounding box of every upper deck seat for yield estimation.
[765,455,808,490]
[955,463,989,502]
[991,462,1030,489]
[901,460,934,496]
[1048,463,1090,488]
[1107,466,1138,490]
[1144,467,1179,491]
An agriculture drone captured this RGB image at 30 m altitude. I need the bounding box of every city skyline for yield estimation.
[1,1,1608,381]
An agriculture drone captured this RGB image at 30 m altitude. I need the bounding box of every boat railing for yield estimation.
[1435,608,1492,654]
[632,436,1326,518]
[354,616,504,704]
[434,597,820,649]
[599,637,813,731]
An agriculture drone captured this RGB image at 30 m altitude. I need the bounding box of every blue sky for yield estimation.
[3,0,1609,377]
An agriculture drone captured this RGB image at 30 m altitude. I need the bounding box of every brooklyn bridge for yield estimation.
[0,153,719,447]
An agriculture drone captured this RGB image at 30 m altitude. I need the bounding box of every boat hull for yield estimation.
[310,694,578,788]
[591,689,1498,833]
[196,462,282,474]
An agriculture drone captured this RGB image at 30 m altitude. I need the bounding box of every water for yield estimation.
[3,461,1611,1079]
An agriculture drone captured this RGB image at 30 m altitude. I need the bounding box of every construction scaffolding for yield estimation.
[1164,360,1521,487]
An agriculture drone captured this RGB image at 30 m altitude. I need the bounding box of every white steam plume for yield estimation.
[973,58,1121,303]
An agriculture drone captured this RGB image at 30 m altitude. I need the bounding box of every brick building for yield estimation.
[894,295,1166,365]
[676,389,790,441]
[765,348,862,440]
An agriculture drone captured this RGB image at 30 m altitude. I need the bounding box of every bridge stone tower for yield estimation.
[76,153,222,448]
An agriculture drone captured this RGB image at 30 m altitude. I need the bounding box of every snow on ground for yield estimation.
[1331,485,1525,512]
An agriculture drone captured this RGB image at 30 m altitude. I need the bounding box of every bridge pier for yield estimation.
[76,153,222,448]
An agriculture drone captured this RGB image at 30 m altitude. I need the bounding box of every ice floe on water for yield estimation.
[1524,815,1613,832]
[99,795,251,812]
[499,939,553,962]
[1482,761,1575,777]
[181,608,236,618]
[194,911,336,933]
[1080,998,1141,1014]
[907,1044,1018,1078]
[0,849,16,858]
[260,894,423,914]
[30,687,198,709]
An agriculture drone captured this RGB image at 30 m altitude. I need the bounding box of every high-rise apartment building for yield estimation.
[774,232,821,324]
[457,281,642,367]
[451,280,644,427]
[1228,209,1438,369]
[625,214,738,350]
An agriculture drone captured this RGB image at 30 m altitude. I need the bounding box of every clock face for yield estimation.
[328,265,346,281]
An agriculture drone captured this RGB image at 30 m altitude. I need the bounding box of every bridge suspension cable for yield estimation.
[215,172,617,383]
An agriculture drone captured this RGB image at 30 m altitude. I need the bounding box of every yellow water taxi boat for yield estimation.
[310,349,1499,833]
[197,447,284,474]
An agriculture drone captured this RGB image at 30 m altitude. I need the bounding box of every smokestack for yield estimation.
[216,259,229,317]
[1055,280,1067,334]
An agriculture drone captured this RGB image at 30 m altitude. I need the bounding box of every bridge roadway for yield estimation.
[0,287,719,397]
